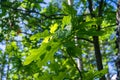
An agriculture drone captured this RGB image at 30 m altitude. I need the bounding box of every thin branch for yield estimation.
[78,37,94,43]
[1,4,67,20]
[87,0,94,17]
[98,0,104,17]
[67,50,83,80]
[98,0,104,30]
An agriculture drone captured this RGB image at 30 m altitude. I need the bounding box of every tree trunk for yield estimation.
[116,0,120,80]
[93,36,106,80]
[88,0,106,79]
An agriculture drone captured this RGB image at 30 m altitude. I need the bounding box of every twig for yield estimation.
[78,37,93,43]
[67,50,83,80]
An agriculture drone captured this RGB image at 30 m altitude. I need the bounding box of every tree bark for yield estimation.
[88,0,106,80]
[116,0,120,80]
[93,36,103,70]
[93,36,105,80]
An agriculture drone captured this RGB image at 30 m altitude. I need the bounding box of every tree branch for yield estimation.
[78,37,94,43]
[1,4,67,20]
[87,0,94,17]
[66,50,83,80]
[98,0,104,17]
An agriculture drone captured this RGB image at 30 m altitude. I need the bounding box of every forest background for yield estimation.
[0,0,118,80]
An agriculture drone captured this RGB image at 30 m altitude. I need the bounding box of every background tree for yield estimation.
[0,0,117,80]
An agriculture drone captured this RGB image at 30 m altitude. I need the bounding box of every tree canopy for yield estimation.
[0,0,117,80]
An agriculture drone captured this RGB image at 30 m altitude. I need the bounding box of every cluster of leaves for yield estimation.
[0,0,117,80]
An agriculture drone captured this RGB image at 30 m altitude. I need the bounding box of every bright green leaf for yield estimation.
[50,23,58,33]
